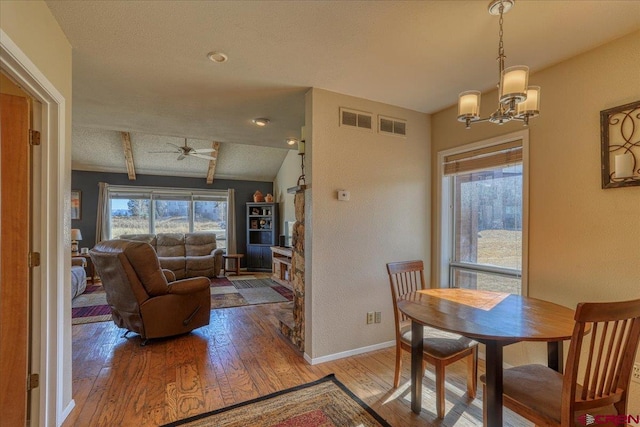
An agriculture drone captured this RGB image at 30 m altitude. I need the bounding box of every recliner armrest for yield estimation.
[211,247,224,257]
[167,277,210,294]
[162,269,176,282]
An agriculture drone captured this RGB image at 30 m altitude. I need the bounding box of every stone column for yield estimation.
[288,190,305,351]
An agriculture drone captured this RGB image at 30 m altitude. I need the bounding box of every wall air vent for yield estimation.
[378,115,407,137]
[340,108,373,131]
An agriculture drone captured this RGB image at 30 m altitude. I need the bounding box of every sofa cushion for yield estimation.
[120,233,157,246]
[185,232,217,256]
[158,256,186,280]
[71,265,87,298]
[156,233,185,257]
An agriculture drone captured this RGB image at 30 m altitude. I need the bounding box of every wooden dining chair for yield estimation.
[482,298,640,427]
[386,260,478,418]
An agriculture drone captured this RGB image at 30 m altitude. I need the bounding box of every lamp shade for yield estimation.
[500,65,528,104]
[457,90,481,122]
[71,229,83,241]
[516,86,541,117]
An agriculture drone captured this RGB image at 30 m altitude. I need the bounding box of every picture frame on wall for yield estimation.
[71,190,82,220]
[600,100,640,189]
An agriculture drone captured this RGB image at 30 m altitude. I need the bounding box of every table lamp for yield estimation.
[71,229,83,255]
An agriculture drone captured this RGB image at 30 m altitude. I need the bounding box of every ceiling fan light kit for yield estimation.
[457,0,541,129]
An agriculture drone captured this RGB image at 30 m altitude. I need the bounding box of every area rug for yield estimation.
[72,276,293,325]
[161,374,392,427]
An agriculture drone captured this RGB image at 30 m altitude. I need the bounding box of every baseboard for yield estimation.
[304,340,395,365]
[59,399,75,425]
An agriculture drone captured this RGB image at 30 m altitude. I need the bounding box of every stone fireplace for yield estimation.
[277,189,305,351]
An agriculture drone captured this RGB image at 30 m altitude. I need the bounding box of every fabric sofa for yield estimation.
[71,257,87,298]
[119,232,223,279]
[89,239,211,342]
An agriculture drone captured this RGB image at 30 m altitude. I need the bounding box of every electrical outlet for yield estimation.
[632,363,640,384]
[375,312,381,323]
[366,312,374,324]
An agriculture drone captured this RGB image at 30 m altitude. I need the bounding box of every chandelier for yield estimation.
[457,0,540,129]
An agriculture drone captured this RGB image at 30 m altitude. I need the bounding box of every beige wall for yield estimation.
[1,0,74,419]
[307,88,431,359]
[431,30,640,412]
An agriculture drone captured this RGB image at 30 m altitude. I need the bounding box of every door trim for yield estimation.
[0,29,72,427]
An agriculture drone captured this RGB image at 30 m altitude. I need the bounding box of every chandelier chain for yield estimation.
[498,2,505,61]
[498,3,504,56]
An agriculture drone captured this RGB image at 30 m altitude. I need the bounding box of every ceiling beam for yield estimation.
[206,141,220,184]
[120,132,136,180]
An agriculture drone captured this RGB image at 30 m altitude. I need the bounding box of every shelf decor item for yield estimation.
[253,190,265,202]
[265,193,274,203]
[600,100,640,189]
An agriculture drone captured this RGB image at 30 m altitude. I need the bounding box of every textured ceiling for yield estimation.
[48,0,640,179]
[72,127,289,181]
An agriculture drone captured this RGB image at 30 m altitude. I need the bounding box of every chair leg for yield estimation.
[467,347,478,398]
[435,360,445,419]
[482,383,488,426]
[393,343,402,388]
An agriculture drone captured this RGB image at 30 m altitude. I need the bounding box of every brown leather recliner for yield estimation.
[89,240,211,343]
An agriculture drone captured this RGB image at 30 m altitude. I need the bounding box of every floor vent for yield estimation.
[379,115,407,137]
[340,108,373,131]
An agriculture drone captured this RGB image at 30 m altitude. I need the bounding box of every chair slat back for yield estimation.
[386,261,426,325]
[563,299,640,423]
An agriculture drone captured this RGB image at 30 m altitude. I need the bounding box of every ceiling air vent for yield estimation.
[340,108,373,131]
[378,115,407,137]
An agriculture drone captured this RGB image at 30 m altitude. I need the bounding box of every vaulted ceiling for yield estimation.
[47,0,640,181]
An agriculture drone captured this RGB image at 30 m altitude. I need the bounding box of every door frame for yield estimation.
[0,30,72,426]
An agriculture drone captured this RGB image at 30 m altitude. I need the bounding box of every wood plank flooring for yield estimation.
[64,302,532,427]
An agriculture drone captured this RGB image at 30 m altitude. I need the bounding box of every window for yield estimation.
[107,186,228,248]
[438,131,528,295]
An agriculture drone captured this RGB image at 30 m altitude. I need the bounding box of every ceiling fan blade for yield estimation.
[190,153,217,161]
[149,150,180,153]
[167,142,183,150]
[192,148,217,154]
[177,154,186,161]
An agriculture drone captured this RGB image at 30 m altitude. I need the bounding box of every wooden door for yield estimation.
[0,93,31,426]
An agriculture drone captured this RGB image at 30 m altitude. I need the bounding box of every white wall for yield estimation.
[273,149,300,231]
[306,88,431,360]
[431,30,640,412]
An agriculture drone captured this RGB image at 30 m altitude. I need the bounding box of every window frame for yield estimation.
[435,129,529,295]
[106,185,228,247]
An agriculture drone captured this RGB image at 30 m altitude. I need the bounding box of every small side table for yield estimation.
[222,254,244,276]
[72,253,97,283]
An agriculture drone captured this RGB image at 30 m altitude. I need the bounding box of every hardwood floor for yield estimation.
[64,302,532,427]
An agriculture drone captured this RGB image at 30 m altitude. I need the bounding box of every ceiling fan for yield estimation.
[150,138,217,161]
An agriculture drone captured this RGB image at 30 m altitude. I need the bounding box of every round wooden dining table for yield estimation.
[398,288,576,427]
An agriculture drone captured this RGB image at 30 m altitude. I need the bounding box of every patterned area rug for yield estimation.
[72,275,293,325]
[161,374,392,427]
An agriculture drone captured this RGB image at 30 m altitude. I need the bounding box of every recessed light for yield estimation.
[207,51,228,63]
[286,138,298,145]
[252,118,270,127]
